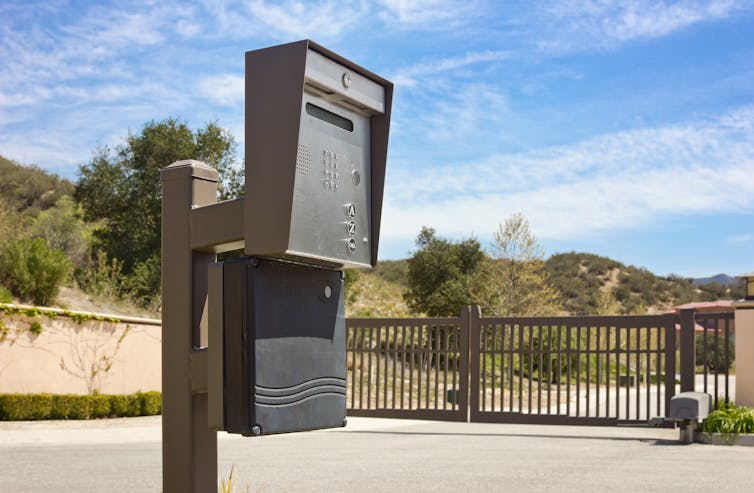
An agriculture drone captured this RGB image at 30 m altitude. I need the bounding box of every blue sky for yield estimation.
[1,0,753,278]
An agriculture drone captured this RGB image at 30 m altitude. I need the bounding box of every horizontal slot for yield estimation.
[306,103,354,132]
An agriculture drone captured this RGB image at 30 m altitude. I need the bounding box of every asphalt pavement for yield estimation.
[1,415,753,493]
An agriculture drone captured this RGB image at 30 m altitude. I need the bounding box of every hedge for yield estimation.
[0,392,161,420]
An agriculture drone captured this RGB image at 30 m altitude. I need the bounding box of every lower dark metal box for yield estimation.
[210,257,346,436]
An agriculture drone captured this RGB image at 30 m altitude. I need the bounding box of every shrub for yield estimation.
[0,237,71,306]
[704,402,754,435]
[0,392,161,420]
[0,285,12,303]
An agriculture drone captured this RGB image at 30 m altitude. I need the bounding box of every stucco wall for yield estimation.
[0,304,161,394]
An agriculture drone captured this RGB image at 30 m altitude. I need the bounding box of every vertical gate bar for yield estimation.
[557,325,562,415]
[376,327,382,409]
[487,324,497,411]
[585,325,591,417]
[383,326,389,409]
[566,325,571,416]
[645,326,650,420]
[606,327,611,418]
[390,325,398,409]
[434,325,440,409]
[400,326,406,409]
[596,326,601,418]
[528,324,533,414]
[483,323,489,411]
[547,325,552,415]
[349,326,355,409]
[576,326,581,417]
[537,325,543,414]
[634,326,641,419]
[625,328,630,421]
[416,325,426,409]
[713,318,720,406]
[509,324,515,412]
[442,325,450,409]
[367,326,374,409]
[409,325,415,409]
[425,326,431,409]
[655,324,662,416]
[500,324,506,413]
[452,325,458,411]
[359,327,365,409]
[615,326,620,419]
[519,324,524,412]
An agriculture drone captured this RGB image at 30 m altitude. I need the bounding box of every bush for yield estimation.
[704,402,754,435]
[0,392,161,420]
[0,237,71,306]
[0,285,12,303]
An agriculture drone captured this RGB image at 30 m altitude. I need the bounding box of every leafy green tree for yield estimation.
[403,227,487,316]
[75,118,240,305]
[482,213,561,316]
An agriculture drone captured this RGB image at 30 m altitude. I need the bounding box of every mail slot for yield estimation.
[244,39,393,268]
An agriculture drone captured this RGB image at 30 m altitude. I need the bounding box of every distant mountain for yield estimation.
[693,274,738,287]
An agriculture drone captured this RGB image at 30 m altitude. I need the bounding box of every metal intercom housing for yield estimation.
[208,257,346,436]
[244,39,393,268]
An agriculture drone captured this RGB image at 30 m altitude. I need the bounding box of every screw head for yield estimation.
[342,73,351,89]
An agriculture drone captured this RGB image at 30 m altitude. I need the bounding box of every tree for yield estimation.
[404,227,487,316]
[0,237,71,306]
[482,213,561,316]
[75,118,241,305]
[30,195,92,266]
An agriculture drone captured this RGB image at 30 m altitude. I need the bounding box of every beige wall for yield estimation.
[0,305,161,395]
[735,302,754,407]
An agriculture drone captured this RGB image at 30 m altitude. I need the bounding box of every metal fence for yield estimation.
[345,307,734,426]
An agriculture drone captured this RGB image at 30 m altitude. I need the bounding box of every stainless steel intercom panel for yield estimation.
[244,40,393,268]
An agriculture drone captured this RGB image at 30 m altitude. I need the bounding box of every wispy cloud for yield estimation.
[376,0,479,25]
[382,105,754,242]
[198,74,244,106]
[532,0,749,51]
[391,50,512,87]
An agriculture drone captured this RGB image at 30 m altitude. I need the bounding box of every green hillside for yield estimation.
[0,155,74,215]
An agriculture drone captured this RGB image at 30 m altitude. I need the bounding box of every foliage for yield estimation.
[704,402,754,435]
[0,237,71,305]
[0,392,161,420]
[0,285,11,303]
[29,195,93,266]
[371,259,409,287]
[0,198,29,244]
[695,333,734,372]
[481,213,561,316]
[344,269,362,308]
[0,155,74,215]
[404,227,487,316]
[75,118,240,306]
[74,250,126,299]
[0,303,122,324]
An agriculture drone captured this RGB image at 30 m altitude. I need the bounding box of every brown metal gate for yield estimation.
[345,308,704,427]
[469,309,677,426]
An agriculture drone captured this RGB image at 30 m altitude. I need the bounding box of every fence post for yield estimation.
[464,305,481,422]
[679,308,696,393]
[161,160,218,493]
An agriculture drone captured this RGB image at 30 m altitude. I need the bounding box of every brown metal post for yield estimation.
[161,160,219,493]
[679,308,696,393]
[465,305,480,423]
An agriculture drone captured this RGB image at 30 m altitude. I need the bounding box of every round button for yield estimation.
[347,238,357,254]
[342,73,352,89]
[351,170,360,186]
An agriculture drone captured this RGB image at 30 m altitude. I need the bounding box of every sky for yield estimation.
[1,0,753,278]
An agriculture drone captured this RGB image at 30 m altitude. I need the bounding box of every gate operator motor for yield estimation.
[208,257,346,436]
[244,39,393,268]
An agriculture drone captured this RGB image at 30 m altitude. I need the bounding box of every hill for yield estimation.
[0,155,74,215]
